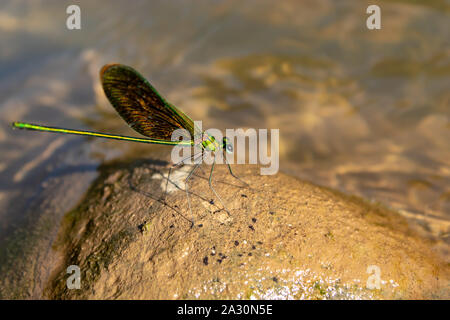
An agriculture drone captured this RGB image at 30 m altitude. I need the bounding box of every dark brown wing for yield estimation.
[100,64,194,141]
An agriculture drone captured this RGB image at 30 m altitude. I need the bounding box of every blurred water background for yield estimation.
[0,0,449,285]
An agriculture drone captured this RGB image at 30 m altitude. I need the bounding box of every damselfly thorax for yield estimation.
[193,132,233,154]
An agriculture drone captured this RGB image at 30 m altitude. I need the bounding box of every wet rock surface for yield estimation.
[44,160,448,299]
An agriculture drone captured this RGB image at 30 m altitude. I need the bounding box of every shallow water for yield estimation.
[0,0,449,251]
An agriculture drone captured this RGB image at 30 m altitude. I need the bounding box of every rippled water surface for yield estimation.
[0,0,449,248]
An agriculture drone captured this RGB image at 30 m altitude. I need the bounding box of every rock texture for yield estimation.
[45,160,449,299]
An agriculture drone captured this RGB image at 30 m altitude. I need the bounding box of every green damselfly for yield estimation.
[12,64,246,223]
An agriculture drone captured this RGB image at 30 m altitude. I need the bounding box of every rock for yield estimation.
[45,160,449,299]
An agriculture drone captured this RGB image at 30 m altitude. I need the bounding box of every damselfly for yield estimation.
[12,64,246,223]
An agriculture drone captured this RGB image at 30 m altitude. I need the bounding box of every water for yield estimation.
[0,0,449,254]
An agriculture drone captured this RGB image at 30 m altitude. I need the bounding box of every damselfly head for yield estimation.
[223,137,233,153]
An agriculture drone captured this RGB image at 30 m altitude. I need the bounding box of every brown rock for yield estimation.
[45,161,449,299]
